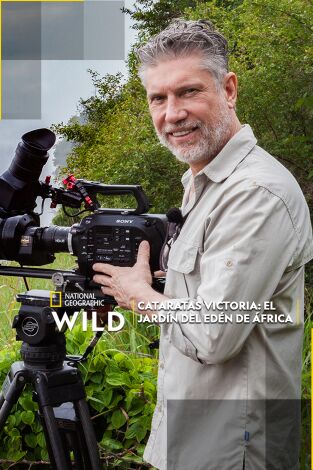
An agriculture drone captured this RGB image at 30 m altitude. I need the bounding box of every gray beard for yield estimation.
[156,108,232,165]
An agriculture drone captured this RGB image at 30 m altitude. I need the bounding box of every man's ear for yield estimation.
[223,72,238,109]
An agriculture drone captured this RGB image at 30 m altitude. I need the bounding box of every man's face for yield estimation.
[145,54,233,171]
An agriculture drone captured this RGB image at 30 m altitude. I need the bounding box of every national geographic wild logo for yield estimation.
[50,291,107,309]
[49,291,124,332]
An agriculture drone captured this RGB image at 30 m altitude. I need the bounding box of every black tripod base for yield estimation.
[0,361,101,470]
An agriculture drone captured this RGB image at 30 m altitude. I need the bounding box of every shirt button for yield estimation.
[226,259,233,267]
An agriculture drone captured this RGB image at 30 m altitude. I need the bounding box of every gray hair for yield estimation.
[136,19,229,86]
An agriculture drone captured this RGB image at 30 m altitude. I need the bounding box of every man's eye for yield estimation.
[151,96,165,104]
[184,88,197,95]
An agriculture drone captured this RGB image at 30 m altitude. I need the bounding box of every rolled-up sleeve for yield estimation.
[161,184,301,364]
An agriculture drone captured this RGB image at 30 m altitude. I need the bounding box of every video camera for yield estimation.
[0,129,169,466]
[0,128,167,297]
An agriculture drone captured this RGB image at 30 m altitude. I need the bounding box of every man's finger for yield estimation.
[154,270,166,278]
[93,274,112,286]
[136,240,150,266]
[93,263,116,276]
[101,286,114,297]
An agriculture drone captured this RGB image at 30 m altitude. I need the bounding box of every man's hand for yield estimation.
[92,240,153,310]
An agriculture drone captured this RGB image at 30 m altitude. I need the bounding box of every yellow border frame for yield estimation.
[50,291,62,308]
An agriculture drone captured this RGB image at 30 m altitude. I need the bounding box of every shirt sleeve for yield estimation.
[161,184,301,364]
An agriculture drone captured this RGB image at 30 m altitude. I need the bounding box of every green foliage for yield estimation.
[66,319,159,466]
[123,0,198,36]
[187,0,313,209]
[0,346,47,462]
[0,311,159,467]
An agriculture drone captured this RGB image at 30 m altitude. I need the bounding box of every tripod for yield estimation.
[0,290,102,469]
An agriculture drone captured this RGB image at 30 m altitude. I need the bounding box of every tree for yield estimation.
[123,0,198,36]
[187,0,313,208]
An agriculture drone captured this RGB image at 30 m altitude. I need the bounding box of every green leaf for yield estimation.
[92,354,107,370]
[106,372,131,387]
[25,433,37,448]
[113,352,126,363]
[100,436,123,450]
[19,396,37,411]
[94,388,113,407]
[125,426,137,439]
[32,419,42,433]
[135,425,147,442]
[88,396,105,412]
[111,409,127,429]
[122,454,144,464]
[6,415,16,427]
[125,422,147,441]
[90,372,103,384]
[11,450,26,460]
[137,444,146,456]
[37,432,46,448]
[9,428,20,438]
[21,410,35,425]
[109,393,123,409]
[128,398,145,416]
[41,448,50,460]
[144,380,156,394]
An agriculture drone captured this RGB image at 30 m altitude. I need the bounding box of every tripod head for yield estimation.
[13,290,69,370]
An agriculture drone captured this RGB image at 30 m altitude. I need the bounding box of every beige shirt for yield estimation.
[144,125,313,470]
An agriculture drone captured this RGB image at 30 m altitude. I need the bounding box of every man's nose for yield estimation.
[165,97,188,123]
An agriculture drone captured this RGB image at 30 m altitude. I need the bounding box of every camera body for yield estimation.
[0,129,167,287]
[71,212,166,278]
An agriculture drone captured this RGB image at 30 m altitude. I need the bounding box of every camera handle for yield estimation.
[79,182,152,214]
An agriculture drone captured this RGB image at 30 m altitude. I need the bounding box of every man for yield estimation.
[93,20,313,470]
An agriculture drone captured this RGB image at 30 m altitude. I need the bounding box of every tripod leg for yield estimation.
[75,399,102,469]
[63,428,88,470]
[41,405,74,469]
[0,372,25,430]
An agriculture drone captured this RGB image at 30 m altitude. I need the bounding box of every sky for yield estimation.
[0,0,137,224]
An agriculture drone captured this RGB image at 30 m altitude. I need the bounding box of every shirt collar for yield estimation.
[181,124,257,187]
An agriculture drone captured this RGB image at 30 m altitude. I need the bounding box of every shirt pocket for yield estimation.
[167,238,199,274]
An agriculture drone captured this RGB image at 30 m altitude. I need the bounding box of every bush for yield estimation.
[0,315,159,468]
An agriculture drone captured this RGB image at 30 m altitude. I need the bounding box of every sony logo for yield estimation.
[116,219,134,224]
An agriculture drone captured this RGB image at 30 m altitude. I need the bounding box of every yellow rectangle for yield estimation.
[50,291,62,308]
